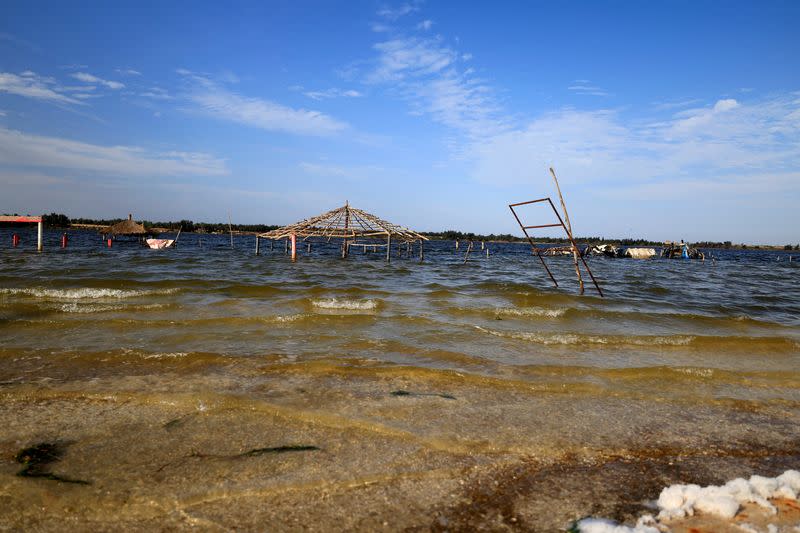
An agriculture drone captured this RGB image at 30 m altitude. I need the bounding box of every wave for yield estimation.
[311,298,379,311]
[0,287,178,300]
[473,326,800,350]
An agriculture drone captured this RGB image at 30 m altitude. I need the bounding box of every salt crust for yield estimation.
[578,470,800,533]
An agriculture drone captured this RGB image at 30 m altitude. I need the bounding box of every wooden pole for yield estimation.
[419,239,424,262]
[549,167,584,294]
[228,213,234,249]
[270,239,274,251]
[290,233,297,262]
[284,239,289,255]
[255,236,260,255]
[37,220,43,252]
[386,233,391,262]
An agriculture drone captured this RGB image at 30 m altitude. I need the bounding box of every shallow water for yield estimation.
[1,228,799,530]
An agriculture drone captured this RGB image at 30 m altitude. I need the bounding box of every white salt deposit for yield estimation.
[577,470,800,532]
[577,515,659,533]
[656,470,800,520]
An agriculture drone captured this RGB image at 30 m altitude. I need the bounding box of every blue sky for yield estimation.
[1,1,798,243]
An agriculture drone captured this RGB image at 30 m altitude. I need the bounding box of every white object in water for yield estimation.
[146,238,175,249]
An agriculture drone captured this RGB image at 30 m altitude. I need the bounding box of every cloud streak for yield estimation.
[71,72,125,90]
[0,126,228,177]
[183,74,348,136]
[0,71,80,105]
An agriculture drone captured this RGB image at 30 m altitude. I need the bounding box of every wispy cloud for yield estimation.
[0,126,228,176]
[567,81,610,97]
[116,68,141,76]
[301,88,363,100]
[365,36,507,140]
[182,73,348,136]
[470,94,800,199]
[71,72,125,90]
[0,71,80,105]
[416,19,433,31]
[377,2,421,20]
[139,87,173,100]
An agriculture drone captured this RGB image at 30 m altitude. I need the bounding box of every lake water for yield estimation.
[1,228,798,530]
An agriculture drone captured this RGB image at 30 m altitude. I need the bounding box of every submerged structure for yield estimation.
[256,202,428,261]
[508,168,603,297]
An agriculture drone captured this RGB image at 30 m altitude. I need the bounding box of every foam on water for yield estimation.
[495,306,568,318]
[473,326,695,346]
[0,287,178,300]
[312,298,379,311]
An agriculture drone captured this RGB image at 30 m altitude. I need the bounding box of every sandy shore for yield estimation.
[1,354,799,531]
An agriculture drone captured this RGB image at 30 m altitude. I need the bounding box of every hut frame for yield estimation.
[256,202,428,262]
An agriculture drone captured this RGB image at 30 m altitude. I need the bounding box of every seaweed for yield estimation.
[391,389,456,400]
[15,442,90,485]
[157,444,319,472]
[163,412,196,431]
[240,445,320,457]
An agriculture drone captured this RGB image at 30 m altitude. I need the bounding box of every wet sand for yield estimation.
[2,354,799,531]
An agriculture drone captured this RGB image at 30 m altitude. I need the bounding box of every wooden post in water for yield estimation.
[455,240,459,250]
[419,239,424,262]
[37,219,43,252]
[255,236,260,255]
[290,233,297,262]
[228,213,234,249]
[549,167,584,295]
[386,233,391,263]
[307,242,311,253]
[270,239,274,251]
[284,239,289,255]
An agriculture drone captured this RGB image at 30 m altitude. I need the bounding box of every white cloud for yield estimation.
[184,75,348,136]
[0,71,80,105]
[417,19,433,31]
[302,88,363,100]
[366,36,507,140]
[470,94,800,198]
[377,3,420,20]
[140,87,173,100]
[368,37,458,82]
[116,68,141,76]
[71,72,125,90]
[0,126,228,177]
[0,109,6,116]
[567,81,610,97]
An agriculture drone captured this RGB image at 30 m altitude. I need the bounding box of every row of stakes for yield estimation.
[10,233,69,249]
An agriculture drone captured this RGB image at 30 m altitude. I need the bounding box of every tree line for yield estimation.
[8,214,796,250]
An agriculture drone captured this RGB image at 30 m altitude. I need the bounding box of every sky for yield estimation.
[1,1,798,244]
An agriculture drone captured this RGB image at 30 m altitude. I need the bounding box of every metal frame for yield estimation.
[509,198,603,297]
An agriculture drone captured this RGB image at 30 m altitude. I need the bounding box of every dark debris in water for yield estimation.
[15,442,90,485]
[163,412,197,431]
[391,389,456,400]
[157,444,320,473]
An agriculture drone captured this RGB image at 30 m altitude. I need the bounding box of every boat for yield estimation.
[146,227,181,249]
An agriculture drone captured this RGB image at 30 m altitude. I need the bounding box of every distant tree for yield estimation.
[784,244,793,250]
[42,213,71,227]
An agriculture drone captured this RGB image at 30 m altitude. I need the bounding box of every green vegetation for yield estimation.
[21,214,796,249]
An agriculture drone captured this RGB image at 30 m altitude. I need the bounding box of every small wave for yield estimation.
[495,307,568,319]
[312,298,379,311]
[474,326,695,346]
[56,303,166,314]
[141,352,188,360]
[0,287,178,300]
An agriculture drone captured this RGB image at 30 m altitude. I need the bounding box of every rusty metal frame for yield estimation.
[509,197,603,297]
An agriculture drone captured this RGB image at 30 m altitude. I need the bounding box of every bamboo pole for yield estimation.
[255,236,260,255]
[386,233,391,262]
[228,213,234,249]
[549,167,584,294]
[37,219,43,252]
[290,233,297,262]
